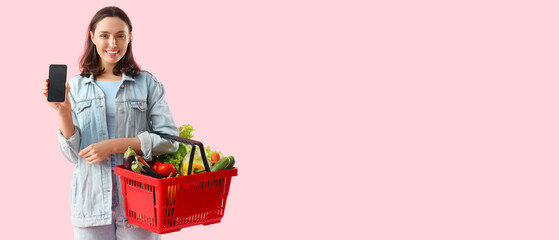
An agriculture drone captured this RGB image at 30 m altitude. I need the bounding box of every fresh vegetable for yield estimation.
[210,155,236,171]
[205,147,222,166]
[131,160,165,179]
[211,156,231,171]
[153,123,233,177]
[183,161,206,175]
[211,152,220,164]
[154,124,194,174]
[179,146,217,175]
[178,124,195,139]
[156,124,221,176]
[156,163,177,177]
[131,160,143,173]
[150,161,162,171]
[225,155,236,169]
[136,155,149,167]
[155,143,187,175]
[123,146,136,170]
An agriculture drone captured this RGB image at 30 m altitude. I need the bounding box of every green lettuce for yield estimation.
[179,124,194,139]
[155,124,194,172]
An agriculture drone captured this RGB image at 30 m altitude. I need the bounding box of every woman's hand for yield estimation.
[78,138,142,164]
[79,140,115,164]
[42,78,71,113]
[43,78,75,139]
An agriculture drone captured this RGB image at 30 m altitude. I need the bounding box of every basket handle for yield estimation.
[158,134,211,175]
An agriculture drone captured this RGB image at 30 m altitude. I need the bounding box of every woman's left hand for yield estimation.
[79,140,115,164]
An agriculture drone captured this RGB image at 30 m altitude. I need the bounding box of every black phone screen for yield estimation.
[48,64,67,102]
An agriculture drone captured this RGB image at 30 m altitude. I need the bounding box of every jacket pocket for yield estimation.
[75,100,93,131]
[75,100,92,113]
[130,101,147,112]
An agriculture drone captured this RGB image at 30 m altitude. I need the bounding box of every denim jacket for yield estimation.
[58,70,179,227]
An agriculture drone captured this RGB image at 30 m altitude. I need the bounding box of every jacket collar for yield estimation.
[85,72,135,83]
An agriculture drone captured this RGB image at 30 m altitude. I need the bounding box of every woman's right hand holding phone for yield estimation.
[42,78,71,113]
[43,78,75,138]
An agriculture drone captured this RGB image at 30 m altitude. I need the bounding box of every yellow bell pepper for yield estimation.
[183,161,205,175]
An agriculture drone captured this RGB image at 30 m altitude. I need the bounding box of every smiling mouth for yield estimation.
[105,50,120,56]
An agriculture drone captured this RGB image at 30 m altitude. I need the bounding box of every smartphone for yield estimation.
[47,64,67,102]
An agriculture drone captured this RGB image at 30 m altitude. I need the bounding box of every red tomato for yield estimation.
[211,152,221,164]
[150,161,162,171]
[156,163,177,177]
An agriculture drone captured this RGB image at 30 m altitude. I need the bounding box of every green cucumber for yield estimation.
[225,156,235,169]
[211,156,230,171]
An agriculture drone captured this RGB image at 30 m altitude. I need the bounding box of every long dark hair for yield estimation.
[79,6,140,77]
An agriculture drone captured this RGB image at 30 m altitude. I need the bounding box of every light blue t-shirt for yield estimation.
[95,80,123,139]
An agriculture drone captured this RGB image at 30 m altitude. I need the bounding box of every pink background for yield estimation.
[0,0,557,239]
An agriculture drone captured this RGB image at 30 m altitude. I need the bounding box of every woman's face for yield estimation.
[90,17,131,70]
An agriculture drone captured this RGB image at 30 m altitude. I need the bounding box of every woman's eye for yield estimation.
[118,35,125,38]
[100,35,107,38]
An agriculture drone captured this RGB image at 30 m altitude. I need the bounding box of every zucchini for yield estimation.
[211,156,230,171]
[225,156,235,169]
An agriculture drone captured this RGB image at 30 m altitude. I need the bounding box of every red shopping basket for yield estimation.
[114,134,238,234]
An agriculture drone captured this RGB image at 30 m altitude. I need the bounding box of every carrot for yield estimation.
[136,155,150,167]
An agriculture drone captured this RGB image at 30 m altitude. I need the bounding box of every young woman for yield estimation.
[42,6,178,239]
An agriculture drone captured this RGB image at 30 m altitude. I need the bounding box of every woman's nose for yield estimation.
[108,37,116,47]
